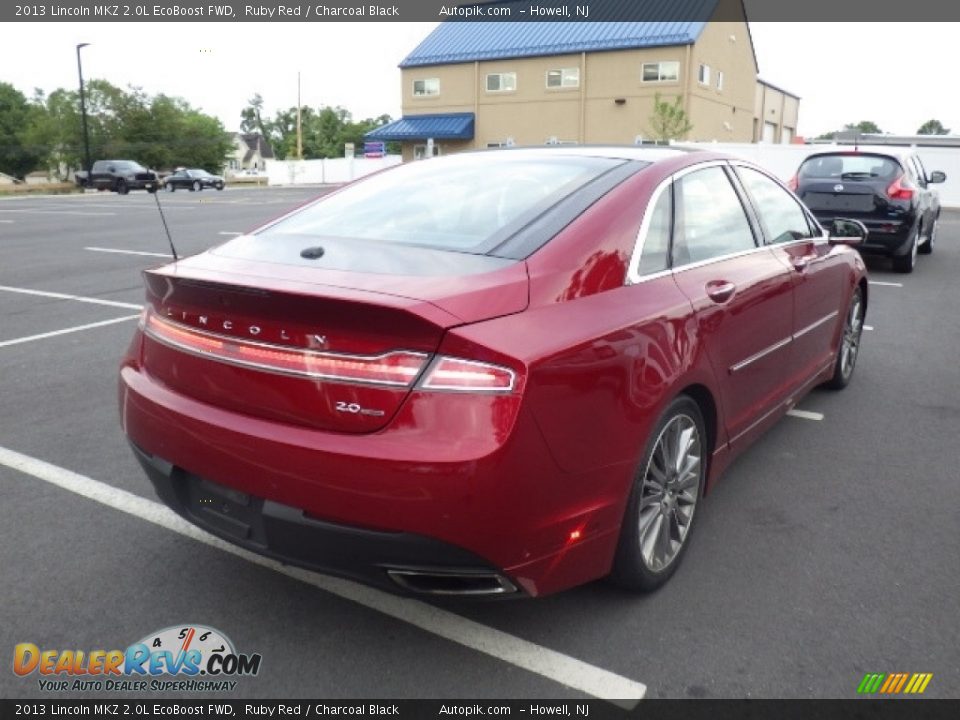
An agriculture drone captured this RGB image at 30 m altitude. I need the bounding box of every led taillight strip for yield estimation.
[143,310,428,387]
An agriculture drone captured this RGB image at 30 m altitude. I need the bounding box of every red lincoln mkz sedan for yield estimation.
[120,148,868,597]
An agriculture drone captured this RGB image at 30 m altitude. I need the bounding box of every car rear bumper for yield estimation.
[119,362,627,597]
[131,442,521,596]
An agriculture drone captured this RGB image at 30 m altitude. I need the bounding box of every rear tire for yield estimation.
[165,182,175,192]
[918,214,938,255]
[891,229,918,273]
[824,286,864,390]
[610,395,706,592]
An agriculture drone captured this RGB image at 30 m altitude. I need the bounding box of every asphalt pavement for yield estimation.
[1,186,957,702]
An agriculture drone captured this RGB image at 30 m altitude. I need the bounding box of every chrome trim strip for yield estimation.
[793,310,839,340]
[626,159,733,286]
[729,336,792,374]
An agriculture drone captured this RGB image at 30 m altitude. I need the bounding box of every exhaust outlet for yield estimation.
[386,569,518,596]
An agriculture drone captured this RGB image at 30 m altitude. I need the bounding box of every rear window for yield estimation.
[799,154,901,181]
[258,154,621,253]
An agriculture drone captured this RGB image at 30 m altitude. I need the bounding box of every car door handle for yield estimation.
[705,280,736,304]
[791,254,817,272]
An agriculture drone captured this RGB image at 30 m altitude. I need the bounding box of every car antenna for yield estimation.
[150,185,179,261]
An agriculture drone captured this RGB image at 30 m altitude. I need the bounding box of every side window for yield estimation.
[636,185,672,277]
[737,167,815,244]
[910,156,928,187]
[673,166,756,265]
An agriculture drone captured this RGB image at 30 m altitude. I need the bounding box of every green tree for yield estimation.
[845,120,882,134]
[645,93,693,143]
[0,82,42,178]
[240,93,271,140]
[917,119,950,135]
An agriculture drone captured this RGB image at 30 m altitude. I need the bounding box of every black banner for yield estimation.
[4,0,960,23]
[3,700,960,720]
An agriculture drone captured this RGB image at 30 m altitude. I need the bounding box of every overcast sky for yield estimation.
[2,22,958,138]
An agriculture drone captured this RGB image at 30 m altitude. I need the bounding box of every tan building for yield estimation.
[368,0,799,159]
[755,79,801,144]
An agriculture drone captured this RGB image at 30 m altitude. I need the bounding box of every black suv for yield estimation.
[791,148,945,273]
[89,160,160,194]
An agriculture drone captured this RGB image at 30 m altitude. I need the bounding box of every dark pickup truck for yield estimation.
[82,160,160,194]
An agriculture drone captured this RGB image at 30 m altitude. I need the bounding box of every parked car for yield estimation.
[164,168,226,192]
[89,160,159,194]
[119,148,868,598]
[790,148,945,273]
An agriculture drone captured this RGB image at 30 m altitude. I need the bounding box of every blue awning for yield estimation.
[365,113,475,142]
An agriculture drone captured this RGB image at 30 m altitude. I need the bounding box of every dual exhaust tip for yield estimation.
[386,569,519,596]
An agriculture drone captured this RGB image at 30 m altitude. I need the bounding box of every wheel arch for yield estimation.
[677,383,718,495]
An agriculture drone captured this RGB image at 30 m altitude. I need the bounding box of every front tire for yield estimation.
[610,395,706,591]
[115,178,129,195]
[824,286,864,390]
[192,180,202,192]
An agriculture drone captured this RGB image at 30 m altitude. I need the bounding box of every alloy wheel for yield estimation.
[637,414,702,572]
[840,290,864,381]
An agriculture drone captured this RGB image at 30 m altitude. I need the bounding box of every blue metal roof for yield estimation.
[365,113,475,141]
[400,2,719,67]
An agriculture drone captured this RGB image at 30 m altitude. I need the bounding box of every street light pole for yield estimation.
[76,43,92,184]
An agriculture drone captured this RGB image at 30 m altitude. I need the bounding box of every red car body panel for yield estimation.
[120,149,867,597]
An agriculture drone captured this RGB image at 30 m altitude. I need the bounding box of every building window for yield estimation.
[717,71,724,91]
[413,78,440,96]
[546,67,579,88]
[486,72,517,92]
[413,144,441,160]
[642,61,679,83]
[698,64,711,85]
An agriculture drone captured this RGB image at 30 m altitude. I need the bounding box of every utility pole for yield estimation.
[296,71,303,160]
[76,43,93,183]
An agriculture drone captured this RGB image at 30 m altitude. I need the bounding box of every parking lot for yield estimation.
[1,187,957,702]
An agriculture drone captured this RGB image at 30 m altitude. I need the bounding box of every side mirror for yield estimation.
[929,170,947,184]
[828,218,868,246]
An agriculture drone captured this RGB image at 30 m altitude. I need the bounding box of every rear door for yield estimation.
[667,164,795,447]
[734,164,848,390]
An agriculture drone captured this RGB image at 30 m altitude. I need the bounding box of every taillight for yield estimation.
[787,174,798,192]
[887,175,914,201]
[144,310,427,386]
[418,356,516,393]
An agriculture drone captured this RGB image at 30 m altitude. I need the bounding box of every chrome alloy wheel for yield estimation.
[840,290,864,381]
[637,414,702,572]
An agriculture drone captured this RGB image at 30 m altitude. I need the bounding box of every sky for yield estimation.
[2,22,958,138]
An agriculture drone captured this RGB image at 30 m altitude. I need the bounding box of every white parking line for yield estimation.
[0,209,116,216]
[864,325,874,331]
[218,231,243,235]
[0,219,13,223]
[868,281,903,288]
[0,315,140,348]
[0,445,646,706]
[0,285,143,310]
[86,247,173,258]
[786,409,824,421]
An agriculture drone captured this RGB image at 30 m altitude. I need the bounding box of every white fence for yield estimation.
[264,155,402,186]
[678,142,960,209]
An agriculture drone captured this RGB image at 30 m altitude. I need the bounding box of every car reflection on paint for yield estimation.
[120,147,868,598]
